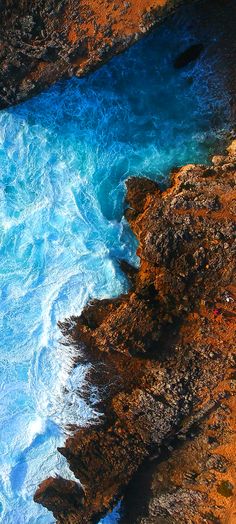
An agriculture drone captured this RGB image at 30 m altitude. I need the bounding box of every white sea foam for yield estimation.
[0,14,232,524]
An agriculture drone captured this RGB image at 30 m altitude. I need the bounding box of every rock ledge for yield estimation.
[35,141,236,524]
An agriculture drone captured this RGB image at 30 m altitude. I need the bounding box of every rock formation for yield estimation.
[0,0,187,109]
[1,0,236,111]
[1,0,235,522]
[35,141,236,523]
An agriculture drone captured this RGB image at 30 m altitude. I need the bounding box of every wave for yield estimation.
[0,7,233,523]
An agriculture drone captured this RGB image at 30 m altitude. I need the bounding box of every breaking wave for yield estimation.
[0,11,232,524]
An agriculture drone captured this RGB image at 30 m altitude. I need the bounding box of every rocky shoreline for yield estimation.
[0,0,186,109]
[35,142,236,523]
[1,0,236,111]
[2,1,235,522]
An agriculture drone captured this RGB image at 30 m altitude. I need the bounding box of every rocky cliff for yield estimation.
[3,0,235,521]
[1,0,236,111]
[35,141,236,523]
[0,0,188,109]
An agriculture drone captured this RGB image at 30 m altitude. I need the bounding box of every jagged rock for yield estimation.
[35,142,236,524]
[1,0,236,110]
[0,0,187,109]
[34,477,84,517]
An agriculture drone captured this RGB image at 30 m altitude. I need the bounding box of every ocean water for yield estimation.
[0,14,232,524]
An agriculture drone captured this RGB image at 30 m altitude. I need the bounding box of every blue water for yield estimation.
[0,15,231,524]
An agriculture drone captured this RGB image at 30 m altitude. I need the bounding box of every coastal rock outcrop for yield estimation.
[0,0,186,109]
[35,141,236,523]
[1,0,236,111]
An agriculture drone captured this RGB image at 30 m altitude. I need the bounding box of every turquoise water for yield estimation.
[0,16,231,524]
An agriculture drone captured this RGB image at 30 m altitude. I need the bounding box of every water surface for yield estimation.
[0,16,231,524]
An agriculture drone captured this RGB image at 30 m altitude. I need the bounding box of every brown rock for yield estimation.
[35,143,236,523]
[0,0,186,109]
[1,0,236,111]
[34,476,84,518]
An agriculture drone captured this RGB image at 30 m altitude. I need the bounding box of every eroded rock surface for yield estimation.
[35,142,236,523]
[0,0,187,109]
[1,0,236,111]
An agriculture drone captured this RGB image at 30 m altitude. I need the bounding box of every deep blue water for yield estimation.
[0,15,231,524]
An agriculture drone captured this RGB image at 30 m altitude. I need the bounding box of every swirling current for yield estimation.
[0,12,232,524]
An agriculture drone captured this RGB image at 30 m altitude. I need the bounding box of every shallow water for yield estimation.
[0,13,232,524]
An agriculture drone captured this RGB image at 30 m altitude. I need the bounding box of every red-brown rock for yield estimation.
[35,142,236,524]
